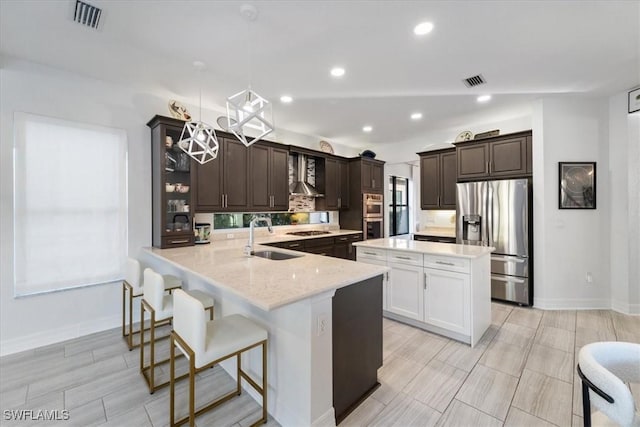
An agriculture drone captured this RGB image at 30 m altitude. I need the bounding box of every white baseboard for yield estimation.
[611,300,640,315]
[533,297,611,311]
[0,314,120,357]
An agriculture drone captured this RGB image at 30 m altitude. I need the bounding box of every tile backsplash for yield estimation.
[289,195,315,212]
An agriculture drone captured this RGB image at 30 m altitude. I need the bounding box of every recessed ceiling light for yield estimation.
[477,95,492,103]
[362,125,372,133]
[330,67,345,77]
[411,112,423,120]
[280,95,293,103]
[413,22,434,36]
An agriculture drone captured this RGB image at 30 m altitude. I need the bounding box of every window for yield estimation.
[13,113,128,296]
[388,176,409,236]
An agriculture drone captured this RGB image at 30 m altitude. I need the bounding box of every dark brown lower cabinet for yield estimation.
[265,234,362,260]
[333,275,383,424]
[414,235,456,243]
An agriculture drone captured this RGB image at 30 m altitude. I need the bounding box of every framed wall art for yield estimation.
[629,87,640,114]
[559,162,596,209]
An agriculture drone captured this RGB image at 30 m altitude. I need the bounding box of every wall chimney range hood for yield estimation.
[290,154,323,197]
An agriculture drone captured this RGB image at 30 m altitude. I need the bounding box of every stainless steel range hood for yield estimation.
[290,154,323,197]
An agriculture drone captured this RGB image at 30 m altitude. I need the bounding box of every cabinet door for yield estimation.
[338,159,350,208]
[193,153,223,211]
[525,135,532,175]
[490,136,527,177]
[223,138,248,209]
[357,258,388,310]
[361,161,373,192]
[424,268,470,335]
[249,144,271,210]
[440,151,457,209]
[371,163,384,193]
[325,158,340,209]
[333,242,349,259]
[387,262,424,321]
[420,154,440,209]
[271,147,290,210]
[457,143,489,180]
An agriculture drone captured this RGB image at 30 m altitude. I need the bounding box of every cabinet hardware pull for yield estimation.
[372,179,375,188]
[338,237,348,241]
[338,197,341,208]
[424,272,428,289]
[170,239,189,244]
[437,196,440,206]
[487,161,490,174]
[225,194,228,207]
[435,261,455,266]
[289,243,300,248]
[395,256,412,260]
[221,194,224,207]
[386,272,389,281]
[363,251,377,256]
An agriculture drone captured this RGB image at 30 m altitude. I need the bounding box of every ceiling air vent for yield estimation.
[73,0,102,29]
[462,74,486,88]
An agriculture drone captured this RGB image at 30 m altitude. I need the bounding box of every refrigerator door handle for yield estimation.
[487,185,493,247]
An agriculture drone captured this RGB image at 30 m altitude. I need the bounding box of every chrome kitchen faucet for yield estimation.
[244,214,274,256]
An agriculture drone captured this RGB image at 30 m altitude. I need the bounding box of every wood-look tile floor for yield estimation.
[1,304,638,427]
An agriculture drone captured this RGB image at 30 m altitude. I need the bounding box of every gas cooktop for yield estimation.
[286,230,332,237]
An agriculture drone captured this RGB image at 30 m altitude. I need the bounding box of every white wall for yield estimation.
[0,57,353,355]
[608,92,640,314]
[532,96,612,309]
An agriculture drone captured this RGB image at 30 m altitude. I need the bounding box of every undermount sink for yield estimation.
[251,250,303,261]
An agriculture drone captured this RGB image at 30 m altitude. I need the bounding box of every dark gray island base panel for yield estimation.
[332,275,383,424]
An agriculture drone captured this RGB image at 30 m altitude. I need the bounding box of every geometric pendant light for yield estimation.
[225,4,274,147]
[178,61,219,164]
[226,86,274,147]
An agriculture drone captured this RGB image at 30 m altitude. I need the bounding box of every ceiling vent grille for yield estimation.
[73,0,102,29]
[462,74,486,88]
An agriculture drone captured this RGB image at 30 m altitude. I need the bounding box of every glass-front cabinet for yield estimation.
[148,115,195,248]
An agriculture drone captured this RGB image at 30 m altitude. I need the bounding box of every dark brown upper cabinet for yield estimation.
[147,115,195,248]
[418,148,457,210]
[358,158,385,194]
[324,157,350,210]
[193,136,248,212]
[455,130,532,181]
[249,142,289,211]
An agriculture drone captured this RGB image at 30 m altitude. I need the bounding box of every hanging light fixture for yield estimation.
[226,4,274,147]
[178,61,219,164]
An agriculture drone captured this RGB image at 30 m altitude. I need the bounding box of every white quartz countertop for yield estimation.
[353,238,494,258]
[144,237,387,312]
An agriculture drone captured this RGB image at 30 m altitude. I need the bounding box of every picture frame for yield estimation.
[629,87,640,114]
[559,162,596,209]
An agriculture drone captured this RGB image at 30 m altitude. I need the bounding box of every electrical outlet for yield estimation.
[586,272,593,284]
[226,233,234,239]
[317,313,327,336]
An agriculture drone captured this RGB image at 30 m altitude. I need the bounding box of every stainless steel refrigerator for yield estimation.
[456,179,533,306]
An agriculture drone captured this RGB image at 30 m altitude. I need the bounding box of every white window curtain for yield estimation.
[13,112,128,296]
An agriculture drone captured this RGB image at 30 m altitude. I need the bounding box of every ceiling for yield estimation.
[1,0,638,150]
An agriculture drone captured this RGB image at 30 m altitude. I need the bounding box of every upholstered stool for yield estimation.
[170,289,268,427]
[140,268,214,393]
[577,341,640,427]
[122,258,182,350]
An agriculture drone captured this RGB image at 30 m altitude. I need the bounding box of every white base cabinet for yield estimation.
[388,262,424,321]
[424,268,470,336]
[357,245,491,347]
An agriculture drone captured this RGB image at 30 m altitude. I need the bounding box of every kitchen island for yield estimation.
[354,238,494,347]
[141,238,387,427]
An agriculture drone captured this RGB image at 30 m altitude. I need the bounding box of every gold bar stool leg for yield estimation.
[170,290,268,427]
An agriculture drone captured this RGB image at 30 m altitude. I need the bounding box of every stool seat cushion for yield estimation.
[163,275,182,291]
[186,290,214,310]
[197,314,267,369]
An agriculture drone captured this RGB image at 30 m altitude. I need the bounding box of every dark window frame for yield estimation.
[389,176,409,236]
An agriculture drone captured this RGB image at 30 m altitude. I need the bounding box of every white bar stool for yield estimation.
[577,341,640,427]
[122,258,182,350]
[170,289,268,427]
[140,268,214,393]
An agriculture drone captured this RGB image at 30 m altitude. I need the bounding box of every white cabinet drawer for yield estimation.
[357,247,387,261]
[424,255,470,274]
[388,250,423,266]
